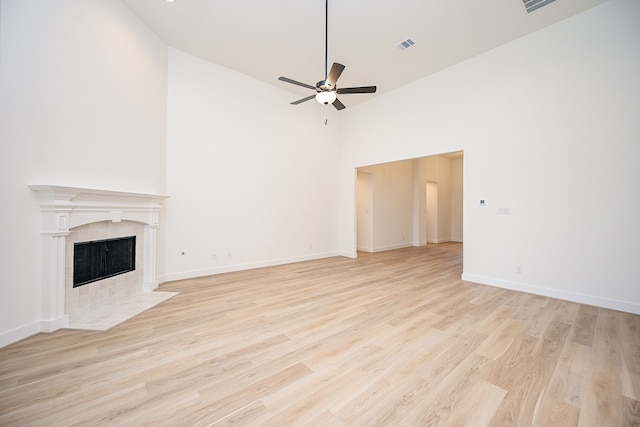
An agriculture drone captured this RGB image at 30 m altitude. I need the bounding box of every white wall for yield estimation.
[425,181,439,244]
[358,161,414,252]
[356,172,373,251]
[162,48,342,281]
[418,156,453,244]
[450,157,464,242]
[0,0,167,345]
[340,0,640,313]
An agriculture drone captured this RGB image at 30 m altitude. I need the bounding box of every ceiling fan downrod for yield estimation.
[324,0,329,83]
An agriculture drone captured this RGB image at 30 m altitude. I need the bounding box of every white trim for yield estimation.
[0,322,41,349]
[427,239,451,244]
[159,252,340,283]
[159,251,341,284]
[28,185,168,230]
[462,273,640,315]
[40,315,70,333]
[339,251,357,259]
[370,243,413,253]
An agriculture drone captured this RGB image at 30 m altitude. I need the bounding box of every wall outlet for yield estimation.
[515,266,523,274]
[212,253,217,261]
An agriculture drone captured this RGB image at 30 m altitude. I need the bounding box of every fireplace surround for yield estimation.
[30,185,170,332]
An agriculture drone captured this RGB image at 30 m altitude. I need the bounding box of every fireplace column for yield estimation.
[39,209,72,332]
[143,213,160,292]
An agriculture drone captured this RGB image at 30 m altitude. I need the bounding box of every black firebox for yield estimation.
[73,236,136,287]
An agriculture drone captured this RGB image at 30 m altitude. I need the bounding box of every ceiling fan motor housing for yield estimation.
[316,80,333,91]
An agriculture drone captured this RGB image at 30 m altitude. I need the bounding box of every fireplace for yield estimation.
[30,185,173,332]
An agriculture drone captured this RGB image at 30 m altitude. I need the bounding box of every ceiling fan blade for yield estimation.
[278,76,316,91]
[337,86,377,94]
[291,94,316,105]
[332,98,346,110]
[326,63,345,87]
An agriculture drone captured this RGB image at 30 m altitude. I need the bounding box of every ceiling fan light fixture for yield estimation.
[316,91,337,105]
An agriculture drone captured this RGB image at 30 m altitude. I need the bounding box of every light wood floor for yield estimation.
[1,243,639,426]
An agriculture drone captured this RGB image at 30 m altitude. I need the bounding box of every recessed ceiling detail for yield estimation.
[523,0,557,13]
[397,38,415,50]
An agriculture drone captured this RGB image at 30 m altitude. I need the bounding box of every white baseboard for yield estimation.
[0,321,41,349]
[143,281,159,292]
[40,315,70,333]
[462,273,640,315]
[370,243,413,253]
[159,251,341,284]
[1,314,72,348]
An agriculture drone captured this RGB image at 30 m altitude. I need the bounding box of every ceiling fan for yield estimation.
[278,0,377,110]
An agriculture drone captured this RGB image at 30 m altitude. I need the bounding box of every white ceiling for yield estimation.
[121,0,608,109]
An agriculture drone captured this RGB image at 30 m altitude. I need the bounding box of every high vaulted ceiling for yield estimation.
[121,0,608,108]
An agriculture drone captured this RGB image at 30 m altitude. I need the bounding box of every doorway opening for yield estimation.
[355,151,463,254]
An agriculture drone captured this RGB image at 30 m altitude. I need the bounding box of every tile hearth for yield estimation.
[68,291,178,331]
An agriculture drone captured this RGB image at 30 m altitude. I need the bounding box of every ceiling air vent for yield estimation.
[523,0,557,13]
[397,38,415,50]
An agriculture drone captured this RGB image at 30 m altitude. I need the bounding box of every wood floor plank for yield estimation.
[442,379,507,427]
[261,347,381,418]
[336,330,488,426]
[383,353,492,426]
[193,362,313,426]
[0,242,637,426]
[488,320,572,426]
[532,399,580,427]
[209,400,270,426]
[593,308,621,370]
[571,304,599,347]
[622,396,640,427]
[260,371,368,426]
[620,312,640,401]
[545,340,591,409]
[474,318,525,360]
[578,367,622,426]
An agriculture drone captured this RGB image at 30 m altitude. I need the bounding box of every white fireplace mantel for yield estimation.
[29,185,169,332]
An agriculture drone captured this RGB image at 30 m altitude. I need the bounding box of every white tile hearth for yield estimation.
[68,291,178,331]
